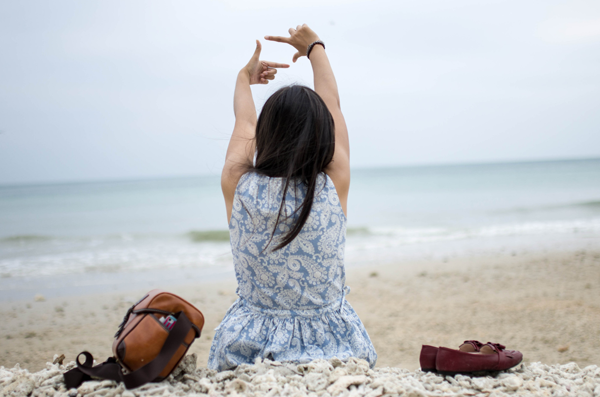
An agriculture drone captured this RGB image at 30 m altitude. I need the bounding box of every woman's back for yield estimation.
[209,172,376,371]
[230,172,347,311]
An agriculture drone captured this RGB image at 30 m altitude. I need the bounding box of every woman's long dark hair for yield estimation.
[251,85,335,251]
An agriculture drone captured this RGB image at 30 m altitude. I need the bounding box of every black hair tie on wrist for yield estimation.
[307,41,325,59]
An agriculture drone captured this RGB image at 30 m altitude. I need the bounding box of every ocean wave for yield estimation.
[346,227,371,236]
[187,230,230,242]
[580,200,600,208]
[345,218,600,250]
[1,219,598,279]
[0,233,140,245]
[0,238,233,279]
[0,235,52,243]
[496,199,600,214]
[0,231,234,246]
[476,219,600,236]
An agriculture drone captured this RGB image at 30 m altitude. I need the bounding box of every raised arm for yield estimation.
[222,41,289,223]
[265,25,350,215]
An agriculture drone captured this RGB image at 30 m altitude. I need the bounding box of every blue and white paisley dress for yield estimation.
[207,172,377,371]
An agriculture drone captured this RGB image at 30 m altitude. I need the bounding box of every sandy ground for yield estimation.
[1,248,599,372]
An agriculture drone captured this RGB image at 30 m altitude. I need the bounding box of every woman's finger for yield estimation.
[288,27,296,36]
[296,25,301,31]
[252,40,262,59]
[261,69,277,77]
[264,35,290,43]
[265,74,275,80]
[262,61,290,68]
[292,51,302,63]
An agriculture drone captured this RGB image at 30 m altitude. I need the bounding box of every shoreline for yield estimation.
[2,231,597,304]
[1,247,599,373]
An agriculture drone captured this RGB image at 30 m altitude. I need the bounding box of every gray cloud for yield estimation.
[1,0,598,184]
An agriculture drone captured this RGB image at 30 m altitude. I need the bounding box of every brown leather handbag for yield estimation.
[64,290,204,390]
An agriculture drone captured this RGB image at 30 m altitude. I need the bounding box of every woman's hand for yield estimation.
[243,40,290,85]
[265,24,320,63]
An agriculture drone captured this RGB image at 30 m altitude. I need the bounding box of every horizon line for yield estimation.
[1,155,599,188]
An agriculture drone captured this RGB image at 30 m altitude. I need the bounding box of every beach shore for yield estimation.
[1,247,598,373]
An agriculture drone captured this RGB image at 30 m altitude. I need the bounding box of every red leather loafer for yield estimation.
[419,345,439,372]
[436,342,523,375]
[420,340,484,372]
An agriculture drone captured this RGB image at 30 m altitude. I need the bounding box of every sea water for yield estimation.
[1,159,599,301]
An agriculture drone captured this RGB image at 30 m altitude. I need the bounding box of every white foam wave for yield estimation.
[0,238,232,278]
[2,218,599,280]
[346,218,600,251]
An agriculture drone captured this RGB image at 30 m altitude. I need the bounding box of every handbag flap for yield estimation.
[112,289,204,362]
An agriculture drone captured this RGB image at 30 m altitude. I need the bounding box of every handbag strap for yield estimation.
[63,353,121,389]
[63,311,193,390]
[122,310,192,388]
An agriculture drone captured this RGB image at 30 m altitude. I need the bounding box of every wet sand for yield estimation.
[1,248,599,372]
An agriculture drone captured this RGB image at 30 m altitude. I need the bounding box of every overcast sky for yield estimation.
[1,0,599,185]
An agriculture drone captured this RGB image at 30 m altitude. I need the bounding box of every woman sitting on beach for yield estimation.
[208,24,377,371]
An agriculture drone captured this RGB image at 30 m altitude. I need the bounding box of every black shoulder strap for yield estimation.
[63,353,121,389]
[63,311,194,390]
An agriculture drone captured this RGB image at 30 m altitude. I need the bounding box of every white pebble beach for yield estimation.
[2,248,600,396]
[2,353,600,397]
